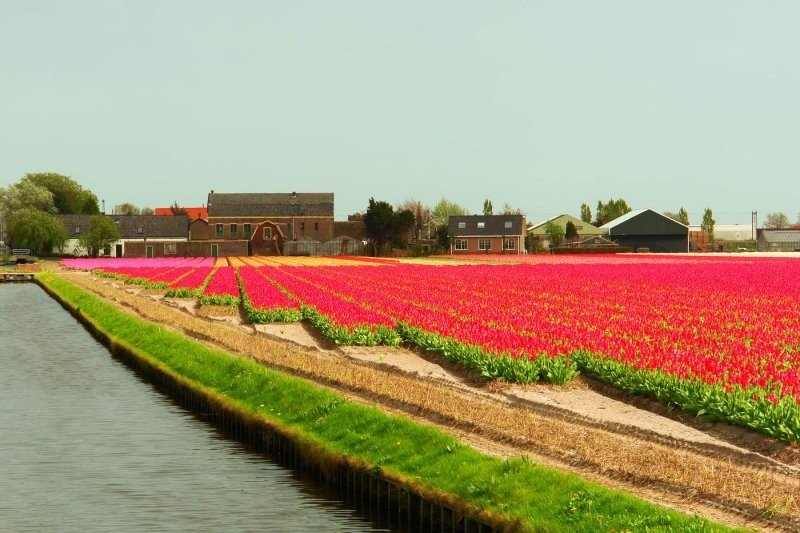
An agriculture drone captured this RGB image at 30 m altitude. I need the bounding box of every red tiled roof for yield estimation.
[154,207,208,220]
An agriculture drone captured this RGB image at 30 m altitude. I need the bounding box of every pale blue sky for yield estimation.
[1,1,797,225]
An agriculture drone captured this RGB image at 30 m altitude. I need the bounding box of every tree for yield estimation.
[391,209,415,248]
[113,203,142,216]
[664,208,690,225]
[363,198,415,255]
[593,198,631,226]
[23,172,99,214]
[431,198,468,228]
[564,220,579,243]
[141,207,155,215]
[169,201,188,216]
[483,199,493,215]
[397,199,432,240]
[78,215,121,257]
[7,208,68,256]
[0,180,55,219]
[435,226,450,249]
[701,207,715,245]
[500,203,523,215]
[543,221,565,249]
[677,207,690,226]
[764,212,790,229]
[580,203,592,224]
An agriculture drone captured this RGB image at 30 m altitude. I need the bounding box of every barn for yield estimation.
[600,209,689,253]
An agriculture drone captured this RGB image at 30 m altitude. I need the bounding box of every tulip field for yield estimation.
[61,255,800,441]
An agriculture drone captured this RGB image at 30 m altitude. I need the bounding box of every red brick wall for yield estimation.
[208,216,334,241]
[123,241,190,258]
[190,219,212,240]
[450,236,522,254]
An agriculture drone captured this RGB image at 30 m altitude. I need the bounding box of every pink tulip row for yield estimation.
[262,267,394,331]
[61,257,213,270]
[238,266,299,311]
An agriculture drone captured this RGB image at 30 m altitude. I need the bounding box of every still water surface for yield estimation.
[0,284,382,531]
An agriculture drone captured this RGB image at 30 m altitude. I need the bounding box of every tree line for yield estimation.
[0,172,167,257]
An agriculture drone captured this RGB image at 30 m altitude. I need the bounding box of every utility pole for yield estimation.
[751,211,757,241]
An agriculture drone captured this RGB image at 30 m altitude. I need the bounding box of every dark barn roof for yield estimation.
[449,215,526,237]
[207,192,334,217]
[601,209,688,236]
[56,214,189,239]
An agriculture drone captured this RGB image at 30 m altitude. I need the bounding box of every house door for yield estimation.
[115,244,123,257]
[211,244,218,258]
[146,245,154,258]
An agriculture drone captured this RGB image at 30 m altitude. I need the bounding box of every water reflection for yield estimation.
[0,284,383,531]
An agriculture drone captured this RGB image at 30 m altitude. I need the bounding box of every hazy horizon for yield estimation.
[2,1,798,226]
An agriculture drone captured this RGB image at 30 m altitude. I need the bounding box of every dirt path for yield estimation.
[55,269,800,531]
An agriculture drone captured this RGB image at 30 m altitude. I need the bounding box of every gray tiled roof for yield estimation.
[208,192,334,217]
[56,214,189,239]
[449,215,526,237]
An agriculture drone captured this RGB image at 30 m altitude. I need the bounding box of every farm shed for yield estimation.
[600,209,689,253]
[757,230,800,252]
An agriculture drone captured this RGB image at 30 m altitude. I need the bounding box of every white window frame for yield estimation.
[454,239,468,251]
[164,242,177,255]
[504,238,516,250]
[477,222,485,229]
[457,222,466,229]
[74,226,81,235]
[478,239,491,251]
[504,221,512,229]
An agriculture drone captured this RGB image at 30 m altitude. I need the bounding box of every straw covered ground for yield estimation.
[52,265,800,531]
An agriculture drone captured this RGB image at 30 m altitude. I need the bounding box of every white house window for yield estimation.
[477,222,485,229]
[457,222,466,229]
[454,239,467,251]
[504,238,516,250]
[479,239,491,250]
[164,242,177,255]
[74,226,81,235]
[504,221,512,229]
[137,226,143,235]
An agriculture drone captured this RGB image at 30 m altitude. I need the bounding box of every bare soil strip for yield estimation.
[57,269,800,531]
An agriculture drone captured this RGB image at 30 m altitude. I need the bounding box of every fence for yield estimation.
[283,237,365,256]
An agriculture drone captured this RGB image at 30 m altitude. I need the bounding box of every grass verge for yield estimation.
[36,272,730,532]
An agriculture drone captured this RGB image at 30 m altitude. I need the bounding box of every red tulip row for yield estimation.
[200,267,241,306]
[237,266,301,322]
[275,260,800,403]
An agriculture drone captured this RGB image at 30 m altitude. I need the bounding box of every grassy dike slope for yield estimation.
[38,272,733,532]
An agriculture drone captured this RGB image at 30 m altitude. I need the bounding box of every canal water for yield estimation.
[0,284,383,531]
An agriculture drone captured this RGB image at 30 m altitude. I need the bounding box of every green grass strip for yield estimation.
[37,272,734,532]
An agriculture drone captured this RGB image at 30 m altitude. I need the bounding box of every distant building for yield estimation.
[528,214,604,248]
[56,214,189,258]
[757,230,800,252]
[193,191,339,256]
[688,224,754,251]
[448,215,526,254]
[601,209,689,253]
